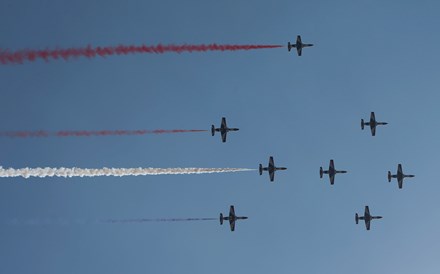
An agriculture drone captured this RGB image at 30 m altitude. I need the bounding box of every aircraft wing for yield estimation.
[269,170,275,182]
[329,173,335,185]
[221,131,227,142]
[296,35,302,44]
[329,160,335,171]
[229,220,235,231]
[365,206,370,216]
[371,125,376,136]
[398,178,403,189]
[221,117,227,128]
[229,205,235,216]
[297,47,302,56]
[269,157,274,169]
[370,112,376,122]
[365,219,371,230]
[398,164,402,175]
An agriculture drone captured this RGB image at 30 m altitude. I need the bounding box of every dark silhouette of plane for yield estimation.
[220,205,248,232]
[320,159,347,185]
[288,35,314,56]
[211,117,239,143]
[361,112,388,136]
[355,206,382,230]
[259,156,287,182]
[388,164,415,189]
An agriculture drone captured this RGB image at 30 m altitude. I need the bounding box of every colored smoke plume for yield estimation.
[0,44,283,64]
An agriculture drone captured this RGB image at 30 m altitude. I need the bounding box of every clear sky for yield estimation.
[1,1,440,273]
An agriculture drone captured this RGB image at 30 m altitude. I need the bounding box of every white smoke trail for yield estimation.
[102,218,217,223]
[0,166,254,179]
[4,218,217,226]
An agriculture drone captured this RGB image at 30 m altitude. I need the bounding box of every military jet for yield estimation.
[220,205,248,232]
[319,159,347,185]
[388,164,415,189]
[211,117,239,143]
[355,206,383,231]
[288,35,314,56]
[361,112,388,136]
[259,156,287,182]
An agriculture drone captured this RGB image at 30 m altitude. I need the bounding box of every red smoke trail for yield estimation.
[102,218,217,223]
[0,43,283,64]
[0,129,207,138]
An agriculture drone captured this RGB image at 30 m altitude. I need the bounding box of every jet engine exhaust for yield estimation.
[0,43,283,64]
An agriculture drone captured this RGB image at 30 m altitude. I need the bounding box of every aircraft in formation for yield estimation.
[388,164,415,189]
[287,35,314,56]
[220,205,248,232]
[361,112,388,136]
[319,159,347,185]
[259,156,287,182]
[213,98,407,231]
[211,117,239,143]
[355,206,383,230]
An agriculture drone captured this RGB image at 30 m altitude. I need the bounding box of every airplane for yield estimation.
[361,112,388,136]
[355,206,382,231]
[219,205,248,232]
[259,156,287,182]
[388,164,415,189]
[211,117,239,143]
[319,159,347,185]
[288,35,314,56]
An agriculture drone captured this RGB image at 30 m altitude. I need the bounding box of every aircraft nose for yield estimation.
[243,217,248,219]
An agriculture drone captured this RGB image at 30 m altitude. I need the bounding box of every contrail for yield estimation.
[0,166,254,179]
[0,43,283,64]
[102,218,217,223]
[0,129,207,138]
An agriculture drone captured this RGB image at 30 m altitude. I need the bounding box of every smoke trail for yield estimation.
[0,129,207,138]
[5,218,90,226]
[5,218,216,225]
[0,166,254,179]
[0,43,283,64]
[102,218,216,223]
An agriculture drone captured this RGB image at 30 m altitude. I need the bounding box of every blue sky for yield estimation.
[1,1,440,273]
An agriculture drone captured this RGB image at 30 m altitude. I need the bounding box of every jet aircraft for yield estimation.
[288,35,314,56]
[259,156,287,182]
[388,164,415,189]
[319,159,347,185]
[220,205,248,232]
[211,117,239,143]
[361,112,388,136]
[355,206,383,230]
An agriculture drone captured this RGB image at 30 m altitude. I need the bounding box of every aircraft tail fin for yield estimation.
[355,213,359,224]
[361,119,365,130]
[220,213,223,225]
[288,42,292,51]
[387,171,392,182]
[259,164,263,175]
[319,167,323,178]
[211,125,215,136]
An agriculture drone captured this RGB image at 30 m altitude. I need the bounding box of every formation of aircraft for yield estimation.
[208,47,410,232]
[259,156,287,182]
[319,159,347,185]
[388,164,415,189]
[361,112,388,136]
[287,35,314,56]
[219,205,248,232]
[211,117,239,143]
[355,206,383,230]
